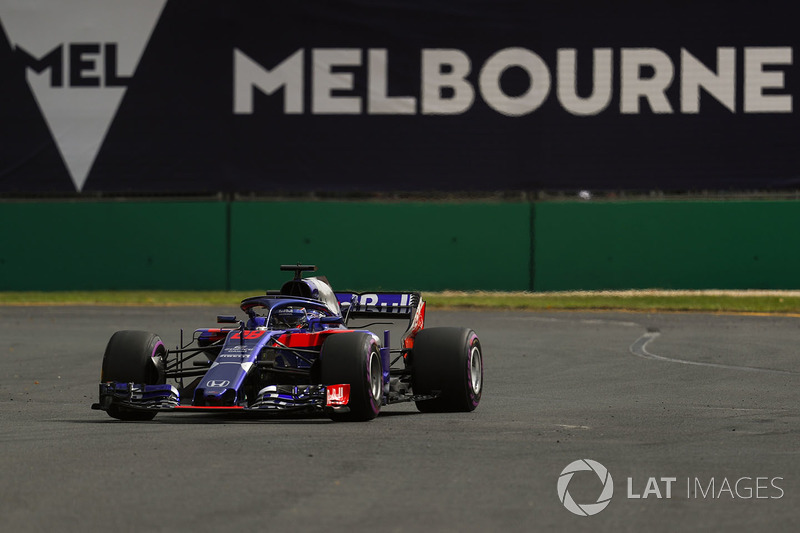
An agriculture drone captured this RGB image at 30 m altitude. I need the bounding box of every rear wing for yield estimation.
[335,291,426,349]
[335,292,422,319]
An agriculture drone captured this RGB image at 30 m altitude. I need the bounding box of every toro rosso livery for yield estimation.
[92,265,483,422]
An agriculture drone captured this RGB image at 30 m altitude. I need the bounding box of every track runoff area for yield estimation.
[1,300,798,531]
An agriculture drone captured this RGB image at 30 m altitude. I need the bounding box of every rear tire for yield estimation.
[412,327,483,413]
[101,330,166,421]
[320,332,382,422]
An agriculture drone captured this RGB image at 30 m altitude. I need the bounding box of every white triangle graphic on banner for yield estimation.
[0,0,166,191]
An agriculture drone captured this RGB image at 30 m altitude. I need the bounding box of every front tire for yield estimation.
[320,332,383,422]
[412,327,483,413]
[101,330,166,421]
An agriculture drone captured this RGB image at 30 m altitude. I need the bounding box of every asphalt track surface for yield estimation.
[1,306,799,532]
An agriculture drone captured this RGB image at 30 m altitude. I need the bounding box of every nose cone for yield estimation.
[194,388,237,406]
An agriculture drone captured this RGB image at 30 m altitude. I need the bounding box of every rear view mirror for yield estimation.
[217,315,237,324]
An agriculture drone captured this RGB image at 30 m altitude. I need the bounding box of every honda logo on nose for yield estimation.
[206,380,230,388]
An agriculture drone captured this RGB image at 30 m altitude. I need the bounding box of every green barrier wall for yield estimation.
[0,201,228,290]
[4,199,800,292]
[229,201,532,291]
[533,201,800,291]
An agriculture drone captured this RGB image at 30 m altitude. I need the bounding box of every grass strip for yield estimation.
[425,292,800,314]
[3,290,800,314]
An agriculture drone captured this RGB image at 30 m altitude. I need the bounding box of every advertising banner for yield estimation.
[1,0,798,194]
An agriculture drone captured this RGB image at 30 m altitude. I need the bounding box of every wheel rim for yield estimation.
[368,350,382,402]
[469,345,482,394]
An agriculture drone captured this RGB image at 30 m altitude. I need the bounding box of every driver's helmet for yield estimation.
[270,307,308,329]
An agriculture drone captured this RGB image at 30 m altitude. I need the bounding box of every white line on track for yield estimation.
[629,331,800,375]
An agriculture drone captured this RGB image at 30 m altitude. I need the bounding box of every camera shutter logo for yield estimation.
[557,459,614,516]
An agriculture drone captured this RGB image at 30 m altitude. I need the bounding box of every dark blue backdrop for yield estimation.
[1,0,799,194]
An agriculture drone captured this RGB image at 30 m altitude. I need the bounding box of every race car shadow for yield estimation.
[375,409,420,417]
[81,409,421,424]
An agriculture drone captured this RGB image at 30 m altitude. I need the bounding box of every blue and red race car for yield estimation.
[92,265,483,421]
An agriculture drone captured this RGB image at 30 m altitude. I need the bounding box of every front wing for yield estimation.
[92,381,439,415]
[92,382,349,414]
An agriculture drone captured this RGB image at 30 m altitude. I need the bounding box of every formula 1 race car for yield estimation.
[92,265,483,422]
